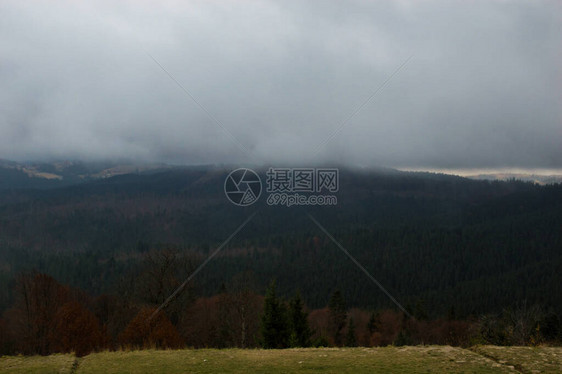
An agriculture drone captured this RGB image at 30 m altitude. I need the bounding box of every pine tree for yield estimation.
[345,317,357,347]
[328,289,347,346]
[394,329,413,346]
[260,280,289,348]
[288,292,312,347]
[367,312,379,335]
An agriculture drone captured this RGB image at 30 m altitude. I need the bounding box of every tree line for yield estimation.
[1,250,560,356]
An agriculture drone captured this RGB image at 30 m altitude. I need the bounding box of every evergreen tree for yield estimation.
[367,312,379,335]
[288,292,312,347]
[328,289,347,346]
[345,317,357,347]
[260,280,289,348]
[394,329,411,346]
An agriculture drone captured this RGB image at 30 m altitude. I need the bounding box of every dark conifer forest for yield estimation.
[0,164,561,354]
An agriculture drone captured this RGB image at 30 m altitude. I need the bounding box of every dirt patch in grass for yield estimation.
[471,346,562,374]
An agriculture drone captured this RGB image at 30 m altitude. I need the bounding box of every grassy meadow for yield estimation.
[0,354,75,374]
[1,346,560,374]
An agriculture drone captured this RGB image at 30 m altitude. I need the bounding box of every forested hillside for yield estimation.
[0,165,560,319]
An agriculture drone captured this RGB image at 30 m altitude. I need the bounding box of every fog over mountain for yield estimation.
[1,0,561,168]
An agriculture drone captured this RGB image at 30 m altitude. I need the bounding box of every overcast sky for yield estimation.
[1,0,561,168]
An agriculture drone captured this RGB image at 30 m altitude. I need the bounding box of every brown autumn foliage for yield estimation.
[6,272,70,355]
[347,308,372,346]
[3,272,113,356]
[93,294,138,346]
[309,307,475,347]
[402,318,476,346]
[309,307,332,345]
[180,291,264,348]
[181,295,221,348]
[1,271,481,355]
[369,310,403,346]
[118,307,183,349]
[182,271,265,348]
[49,301,106,356]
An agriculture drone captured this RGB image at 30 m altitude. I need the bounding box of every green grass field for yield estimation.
[0,354,75,374]
[1,346,561,374]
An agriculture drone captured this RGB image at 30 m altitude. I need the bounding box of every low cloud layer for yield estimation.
[1,0,561,168]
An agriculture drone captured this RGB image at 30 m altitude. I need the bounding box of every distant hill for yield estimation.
[467,173,562,185]
[0,159,174,190]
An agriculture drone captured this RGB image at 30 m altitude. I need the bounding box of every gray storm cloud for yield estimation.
[1,0,561,168]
